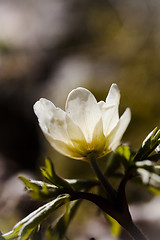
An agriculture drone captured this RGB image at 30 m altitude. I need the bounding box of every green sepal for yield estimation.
[41,158,73,191]
[134,127,160,162]
[2,195,70,240]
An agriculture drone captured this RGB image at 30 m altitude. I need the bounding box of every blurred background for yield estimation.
[0,0,160,239]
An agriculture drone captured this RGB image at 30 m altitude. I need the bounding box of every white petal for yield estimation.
[91,118,106,154]
[66,115,87,153]
[45,136,85,160]
[98,101,117,135]
[98,84,121,136]
[106,108,131,150]
[33,98,70,143]
[105,84,120,131]
[105,83,120,107]
[65,87,101,142]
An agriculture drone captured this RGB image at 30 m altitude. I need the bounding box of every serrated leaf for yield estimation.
[19,177,59,200]
[20,177,41,192]
[2,195,70,240]
[134,127,160,162]
[41,158,73,191]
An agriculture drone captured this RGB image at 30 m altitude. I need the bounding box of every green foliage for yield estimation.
[116,145,134,168]
[2,128,160,240]
[19,177,59,200]
[50,200,82,240]
[2,158,97,240]
[2,195,70,240]
[104,145,134,180]
[104,128,160,193]
[41,158,73,191]
[134,127,160,162]
[131,128,160,191]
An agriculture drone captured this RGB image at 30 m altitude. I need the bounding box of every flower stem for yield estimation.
[71,191,148,240]
[87,153,148,240]
[88,153,117,199]
[124,220,148,240]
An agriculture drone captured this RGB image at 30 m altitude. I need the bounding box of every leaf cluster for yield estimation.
[1,128,160,240]
[1,158,98,240]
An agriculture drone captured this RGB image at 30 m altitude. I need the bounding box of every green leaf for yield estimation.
[116,145,134,168]
[116,145,132,162]
[2,195,70,240]
[134,127,160,162]
[106,215,121,237]
[41,158,73,191]
[48,200,82,240]
[19,177,59,200]
[58,200,81,234]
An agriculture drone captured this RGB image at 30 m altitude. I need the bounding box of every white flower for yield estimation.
[33,84,131,160]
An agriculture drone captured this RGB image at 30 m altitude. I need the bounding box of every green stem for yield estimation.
[88,153,117,200]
